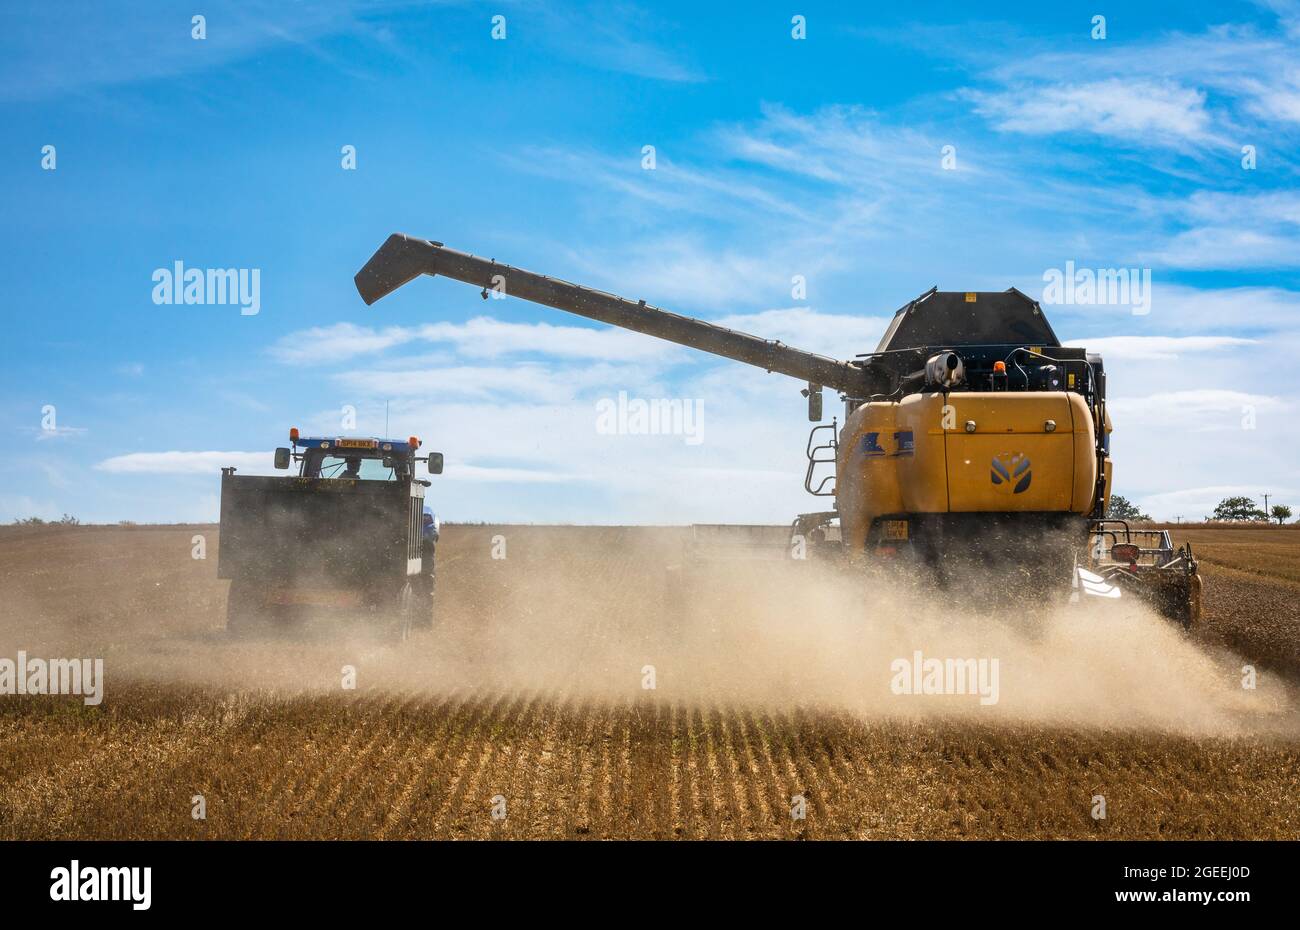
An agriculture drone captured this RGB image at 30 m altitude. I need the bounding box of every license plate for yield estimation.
[337,439,376,449]
[882,520,909,540]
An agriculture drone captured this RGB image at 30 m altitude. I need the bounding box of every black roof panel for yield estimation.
[875,288,1060,351]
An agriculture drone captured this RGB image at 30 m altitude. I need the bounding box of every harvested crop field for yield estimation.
[1,524,1297,840]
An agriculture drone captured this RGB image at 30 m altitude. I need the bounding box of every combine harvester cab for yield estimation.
[217,429,444,640]
[354,234,1201,626]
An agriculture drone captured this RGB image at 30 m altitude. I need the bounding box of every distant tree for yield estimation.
[1106,494,1151,521]
[1272,504,1293,525]
[1209,496,1268,521]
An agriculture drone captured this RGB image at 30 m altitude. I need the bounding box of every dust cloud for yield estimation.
[5,526,1292,739]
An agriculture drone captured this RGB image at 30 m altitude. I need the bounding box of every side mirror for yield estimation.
[427,452,444,475]
[273,447,291,469]
[803,383,823,422]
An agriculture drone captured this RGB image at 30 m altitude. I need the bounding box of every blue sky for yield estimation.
[2,0,1299,523]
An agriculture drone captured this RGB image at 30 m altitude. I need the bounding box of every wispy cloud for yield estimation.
[333,361,658,404]
[1063,335,1255,361]
[1108,389,1287,432]
[1141,484,1297,520]
[714,308,892,357]
[95,451,273,474]
[26,426,87,442]
[271,318,686,365]
[524,0,704,83]
[447,462,589,483]
[1146,227,1300,270]
[0,0,375,101]
[968,80,1215,146]
[970,22,1300,157]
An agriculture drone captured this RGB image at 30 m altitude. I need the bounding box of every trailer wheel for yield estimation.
[226,579,267,637]
[413,567,435,631]
[393,581,416,642]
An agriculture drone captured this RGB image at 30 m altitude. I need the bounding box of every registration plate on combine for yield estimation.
[337,439,377,449]
[882,520,909,541]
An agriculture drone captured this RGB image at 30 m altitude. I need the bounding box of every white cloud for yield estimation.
[31,426,87,442]
[571,236,809,308]
[1108,390,1286,431]
[970,80,1213,144]
[271,322,413,363]
[1146,284,1300,332]
[0,1,373,102]
[95,451,275,475]
[1139,485,1296,521]
[447,462,588,483]
[275,307,892,378]
[1140,192,1300,270]
[530,2,703,83]
[1046,283,1300,334]
[1177,191,1300,226]
[1063,335,1255,361]
[271,318,684,365]
[718,104,950,186]
[969,23,1300,152]
[714,308,891,358]
[1146,228,1300,270]
[333,361,661,404]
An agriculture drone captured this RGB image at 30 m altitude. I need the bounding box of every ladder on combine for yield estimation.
[805,418,838,497]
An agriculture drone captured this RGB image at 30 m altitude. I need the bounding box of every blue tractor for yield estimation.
[217,429,444,639]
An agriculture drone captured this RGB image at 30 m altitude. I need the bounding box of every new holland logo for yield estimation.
[991,453,1031,493]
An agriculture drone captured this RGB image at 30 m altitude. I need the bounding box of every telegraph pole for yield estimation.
[1263,493,1271,522]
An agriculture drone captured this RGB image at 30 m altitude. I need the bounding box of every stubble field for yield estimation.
[0,523,1297,839]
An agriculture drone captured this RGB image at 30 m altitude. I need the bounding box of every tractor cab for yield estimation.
[274,428,444,482]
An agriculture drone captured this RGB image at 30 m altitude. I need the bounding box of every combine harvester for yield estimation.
[354,233,1200,625]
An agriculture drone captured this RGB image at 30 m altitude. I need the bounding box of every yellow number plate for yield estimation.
[883,520,909,540]
[337,439,377,449]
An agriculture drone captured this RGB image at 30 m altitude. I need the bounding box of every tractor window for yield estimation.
[315,455,396,481]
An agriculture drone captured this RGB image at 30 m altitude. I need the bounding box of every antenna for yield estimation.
[385,400,390,437]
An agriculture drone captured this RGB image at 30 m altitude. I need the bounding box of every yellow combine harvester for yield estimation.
[355,233,1201,625]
